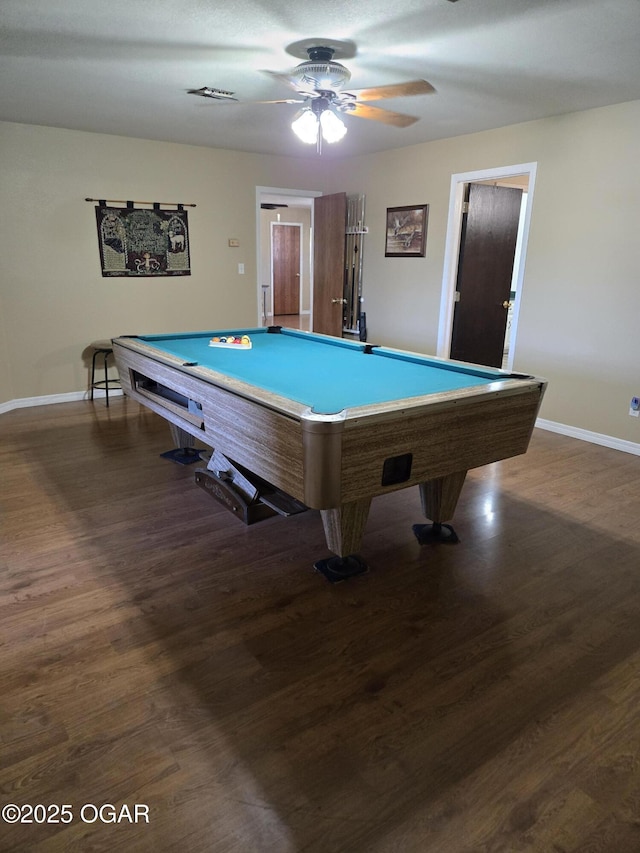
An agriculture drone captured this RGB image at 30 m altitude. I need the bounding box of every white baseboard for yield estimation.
[0,388,123,415]
[535,417,640,457]
[1,393,638,457]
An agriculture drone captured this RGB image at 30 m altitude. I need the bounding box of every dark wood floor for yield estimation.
[2,398,640,852]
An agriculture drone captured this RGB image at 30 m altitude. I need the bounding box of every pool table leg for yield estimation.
[169,423,195,450]
[160,423,201,465]
[315,498,372,582]
[413,470,468,544]
[320,497,372,556]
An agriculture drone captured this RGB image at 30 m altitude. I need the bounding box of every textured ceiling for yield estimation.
[1,0,639,160]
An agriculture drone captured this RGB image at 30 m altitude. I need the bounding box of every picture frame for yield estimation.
[385,204,429,257]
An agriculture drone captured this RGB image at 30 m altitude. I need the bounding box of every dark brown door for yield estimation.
[450,183,522,367]
[272,224,300,315]
[313,193,346,337]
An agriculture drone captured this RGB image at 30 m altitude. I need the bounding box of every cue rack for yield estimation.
[344,194,368,342]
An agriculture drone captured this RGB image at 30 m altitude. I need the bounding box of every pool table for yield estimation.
[112,327,546,580]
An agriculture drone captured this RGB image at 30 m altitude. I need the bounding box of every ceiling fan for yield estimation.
[188,44,435,151]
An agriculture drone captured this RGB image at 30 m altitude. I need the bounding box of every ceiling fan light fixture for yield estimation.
[319,108,347,143]
[291,46,352,91]
[291,108,319,144]
[291,104,347,148]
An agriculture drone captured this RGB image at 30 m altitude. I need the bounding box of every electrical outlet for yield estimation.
[630,396,640,417]
[238,263,245,275]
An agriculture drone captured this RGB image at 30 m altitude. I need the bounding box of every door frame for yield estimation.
[436,162,537,369]
[256,186,322,326]
[269,221,303,317]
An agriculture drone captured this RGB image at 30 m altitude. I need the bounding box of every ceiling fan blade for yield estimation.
[349,102,419,127]
[261,70,319,98]
[188,87,304,107]
[345,79,435,102]
[252,98,306,105]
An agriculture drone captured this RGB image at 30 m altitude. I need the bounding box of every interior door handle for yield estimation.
[502,300,512,309]
[331,298,347,304]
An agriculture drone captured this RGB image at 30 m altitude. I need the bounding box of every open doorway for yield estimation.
[256,187,321,330]
[437,163,537,370]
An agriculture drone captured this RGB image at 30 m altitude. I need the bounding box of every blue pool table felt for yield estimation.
[139,328,505,414]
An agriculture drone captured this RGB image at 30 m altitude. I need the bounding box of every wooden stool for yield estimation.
[90,340,120,407]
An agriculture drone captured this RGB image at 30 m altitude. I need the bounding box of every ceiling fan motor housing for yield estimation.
[292,46,352,91]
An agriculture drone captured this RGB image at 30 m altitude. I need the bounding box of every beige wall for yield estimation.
[1,101,639,447]
[0,121,322,402]
[323,101,640,444]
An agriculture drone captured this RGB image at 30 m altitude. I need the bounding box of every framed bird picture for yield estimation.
[385,204,428,257]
